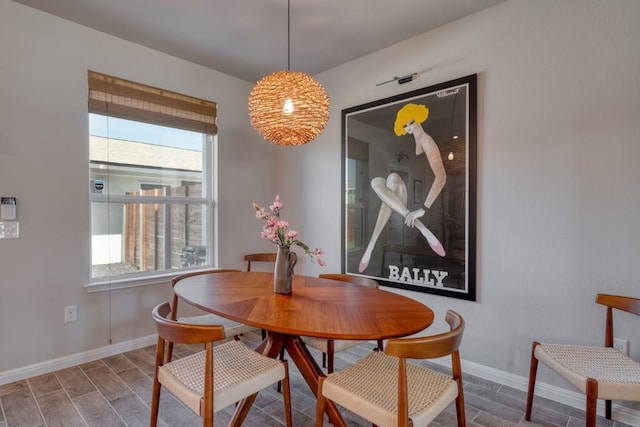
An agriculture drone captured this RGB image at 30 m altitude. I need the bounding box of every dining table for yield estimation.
[173,270,434,426]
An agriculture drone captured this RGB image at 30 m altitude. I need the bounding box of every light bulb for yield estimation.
[448,152,454,160]
[283,98,294,114]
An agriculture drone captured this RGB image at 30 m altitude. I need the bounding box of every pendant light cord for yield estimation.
[287,0,291,71]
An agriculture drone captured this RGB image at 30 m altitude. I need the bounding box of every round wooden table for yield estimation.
[173,271,434,426]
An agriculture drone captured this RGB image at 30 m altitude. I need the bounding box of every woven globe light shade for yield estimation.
[248,70,330,146]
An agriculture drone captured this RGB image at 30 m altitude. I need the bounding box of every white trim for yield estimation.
[85,273,174,293]
[89,194,209,204]
[0,335,157,386]
[85,267,215,293]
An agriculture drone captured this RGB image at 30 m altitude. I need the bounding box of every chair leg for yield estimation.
[586,379,598,427]
[377,339,384,351]
[316,376,326,427]
[150,377,161,427]
[327,340,335,374]
[150,338,164,427]
[454,379,466,426]
[525,341,540,421]
[281,361,293,427]
[605,399,612,420]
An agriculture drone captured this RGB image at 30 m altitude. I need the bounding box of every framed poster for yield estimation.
[342,74,477,300]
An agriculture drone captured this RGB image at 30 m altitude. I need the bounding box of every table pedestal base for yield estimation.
[231,332,346,426]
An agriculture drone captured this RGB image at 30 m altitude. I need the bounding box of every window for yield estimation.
[88,71,216,284]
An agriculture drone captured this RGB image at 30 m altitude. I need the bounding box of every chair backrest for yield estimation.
[385,310,464,360]
[152,301,226,345]
[244,253,277,272]
[385,310,465,427]
[318,273,379,289]
[597,293,640,315]
[596,294,640,347]
[170,269,241,320]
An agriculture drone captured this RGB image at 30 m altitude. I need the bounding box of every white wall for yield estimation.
[0,1,276,372]
[2,0,640,417]
[279,0,640,413]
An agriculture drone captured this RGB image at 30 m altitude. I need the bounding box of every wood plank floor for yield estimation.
[0,330,633,426]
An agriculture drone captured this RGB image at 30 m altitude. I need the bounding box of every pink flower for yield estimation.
[277,220,289,230]
[253,196,325,266]
[254,207,268,219]
[270,195,283,212]
[266,216,278,227]
[285,230,298,240]
[309,248,326,266]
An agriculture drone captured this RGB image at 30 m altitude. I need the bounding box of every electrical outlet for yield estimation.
[64,305,78,323]
[613,338,629,356]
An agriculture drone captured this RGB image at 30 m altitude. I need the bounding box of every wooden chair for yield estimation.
[316,310,466,427]
[244,252,277,271]
[244,253,277,340]
[167,269,256,361]
[302,273,384,373]
[526,294,640,427]
[150,302,292,427]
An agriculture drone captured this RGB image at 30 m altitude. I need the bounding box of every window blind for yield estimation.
[88,70,217,135]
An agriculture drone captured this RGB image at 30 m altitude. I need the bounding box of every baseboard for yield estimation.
[0,334,157,386]
[2,337,639,426]
[429,356,640,426]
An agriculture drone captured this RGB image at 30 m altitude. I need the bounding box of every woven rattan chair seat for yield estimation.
[322,350,458,427]
[158,340,285,414]
[536,344,640,401]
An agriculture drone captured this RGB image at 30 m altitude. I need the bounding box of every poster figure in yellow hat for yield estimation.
[358,103,446,273]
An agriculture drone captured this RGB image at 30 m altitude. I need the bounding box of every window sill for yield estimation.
[84,272,176,293]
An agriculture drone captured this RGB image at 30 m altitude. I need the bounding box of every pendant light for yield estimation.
[248,0,330,146]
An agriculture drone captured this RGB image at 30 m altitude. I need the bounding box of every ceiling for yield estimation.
[13,0,505,83]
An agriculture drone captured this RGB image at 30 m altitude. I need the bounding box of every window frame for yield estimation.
[85,71,217,292]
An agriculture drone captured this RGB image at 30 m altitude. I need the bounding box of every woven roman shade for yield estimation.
[88,71,217,135]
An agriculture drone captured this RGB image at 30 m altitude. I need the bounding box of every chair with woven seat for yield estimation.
[244,252,277,271]
[167,269,256,361]
[150,302,292,427]
[526,293,640,427]
[302,273,384,373]
[316,310,466,427]
[244,253,277,340]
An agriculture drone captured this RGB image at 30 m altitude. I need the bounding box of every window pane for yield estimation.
[89,114,205,198]
[91,202,208,279]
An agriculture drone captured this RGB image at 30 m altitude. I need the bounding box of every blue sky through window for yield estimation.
[89,114,203,151]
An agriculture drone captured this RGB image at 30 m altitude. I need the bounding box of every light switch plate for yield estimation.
[0,221,19,239]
